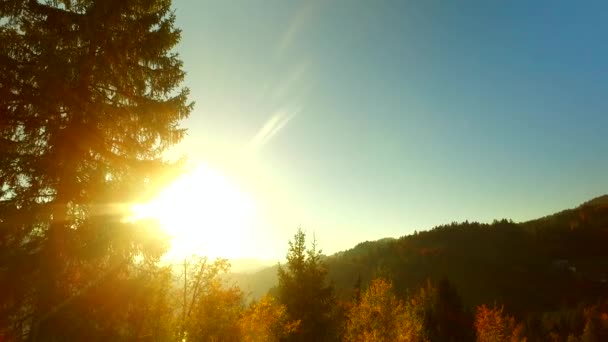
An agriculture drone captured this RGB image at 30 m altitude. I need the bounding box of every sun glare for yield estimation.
[131,164,255,260]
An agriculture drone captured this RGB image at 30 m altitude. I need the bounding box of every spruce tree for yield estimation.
[0,1,191,340]
[277,228,336,341]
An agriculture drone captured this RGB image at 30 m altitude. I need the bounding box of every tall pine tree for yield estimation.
[0,1,191,340]
[277,228,336,341]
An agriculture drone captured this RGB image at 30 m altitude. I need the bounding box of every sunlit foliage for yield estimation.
[0,0,191,339]
[239,295,300,342]
[475,304,526,342]
[1,2,608,338]
[175,257,240,341]
[175,257,300,342]
[345,278,425,342]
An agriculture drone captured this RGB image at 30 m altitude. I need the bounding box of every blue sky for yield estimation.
[168,0,608,259]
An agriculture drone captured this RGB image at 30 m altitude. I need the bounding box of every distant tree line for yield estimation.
[176,228,608,341]
[2,0,608,340]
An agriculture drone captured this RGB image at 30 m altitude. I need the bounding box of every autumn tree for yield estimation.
[177,257,301,342]
[0,0,191,340]
[186,277,243,341]
[277,228,336,341]
[562,304,608,342]
[345,278,424,342]
[173,257,240,341]
[239,295,300,342]
[475,304,526,342]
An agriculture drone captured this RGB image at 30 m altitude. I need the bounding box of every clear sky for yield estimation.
[166,0,608,260]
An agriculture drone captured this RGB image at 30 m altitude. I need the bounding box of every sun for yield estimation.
[131,164,256,260]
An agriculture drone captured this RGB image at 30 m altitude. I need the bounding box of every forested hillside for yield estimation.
[240,196,608,316]
[2,0,607,340]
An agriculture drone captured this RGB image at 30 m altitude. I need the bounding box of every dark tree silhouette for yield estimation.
[427,278,474,342]
[0,0,191,340]
[277,228,336,341]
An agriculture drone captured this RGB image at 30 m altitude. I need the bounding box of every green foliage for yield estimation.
[277,228,337,341]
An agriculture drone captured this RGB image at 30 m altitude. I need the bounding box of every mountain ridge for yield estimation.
[234,195,608,312]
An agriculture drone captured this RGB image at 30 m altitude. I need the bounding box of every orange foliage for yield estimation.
[239,295,299,342]
[345,278,424,342]
[475,304,526,342]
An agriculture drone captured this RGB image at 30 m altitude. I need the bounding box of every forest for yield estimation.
[1,0,608,341]
[234,196,608,342]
